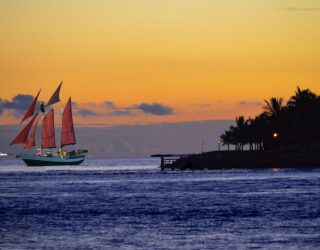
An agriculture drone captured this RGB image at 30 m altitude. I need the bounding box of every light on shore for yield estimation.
[217,139,221,151]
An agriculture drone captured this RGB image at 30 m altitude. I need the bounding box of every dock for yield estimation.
[151,150,320,170]
[151,154,193,171]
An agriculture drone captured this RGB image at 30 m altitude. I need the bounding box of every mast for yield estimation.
[61,97,76,147]
[20,90,41,124]
[10,113,38,145]
[41,109,56,148]
[24,115,40,149]
[46,81,62,107]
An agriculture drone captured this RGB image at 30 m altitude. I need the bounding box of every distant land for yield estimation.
[0,120,233,158]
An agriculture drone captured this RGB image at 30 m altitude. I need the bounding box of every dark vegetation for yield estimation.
[220,87,320,151]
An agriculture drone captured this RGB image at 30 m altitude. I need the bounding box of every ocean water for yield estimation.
[0,158,319,249]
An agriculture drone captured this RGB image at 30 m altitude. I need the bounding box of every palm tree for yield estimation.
[254,114,270,150]
[220,87,320,151]
[263,97,284,118]
[287,87,319,144]
[234,116,249,150]
[287,86,317,107]
[246,117,259,151]
[220,131,232,150]
[228,125,238,150]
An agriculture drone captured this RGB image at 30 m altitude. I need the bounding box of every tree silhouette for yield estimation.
[287,87,317,108]
[220,87,320,151]
[263,97,284,118]
[220,131,232,150]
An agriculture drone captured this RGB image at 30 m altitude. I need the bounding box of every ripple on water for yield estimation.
[0,159,320,249]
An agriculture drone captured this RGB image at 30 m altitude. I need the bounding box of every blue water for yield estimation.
[0,158,319,249]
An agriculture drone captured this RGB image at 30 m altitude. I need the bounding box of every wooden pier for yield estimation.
[151,154,192,171]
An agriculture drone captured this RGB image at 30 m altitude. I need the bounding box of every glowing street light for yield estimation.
[217,139,221,151]
[273,132,279,139]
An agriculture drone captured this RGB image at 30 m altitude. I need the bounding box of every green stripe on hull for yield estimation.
[19,155,85,166]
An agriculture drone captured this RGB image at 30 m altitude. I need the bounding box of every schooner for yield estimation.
[10,82,88,166]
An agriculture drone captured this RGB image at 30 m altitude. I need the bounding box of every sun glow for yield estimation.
[1,0,320,125]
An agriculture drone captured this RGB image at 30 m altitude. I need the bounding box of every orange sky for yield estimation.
[0,0,319,125]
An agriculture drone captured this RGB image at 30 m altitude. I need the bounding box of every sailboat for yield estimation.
[10,82,88,166]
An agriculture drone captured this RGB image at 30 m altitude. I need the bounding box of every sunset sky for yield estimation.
[1,0,320,125]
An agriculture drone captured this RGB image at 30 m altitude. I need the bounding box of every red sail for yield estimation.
[41,109,56,148]
[24,115,39,149]
[46,81,62,107]
[61,97,76,147]
[20,90,41,124]
[10,114,38,145]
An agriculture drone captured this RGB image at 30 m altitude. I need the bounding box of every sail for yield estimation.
[20,90,41,124]
[61,97,76,147]
[10,113,38,145]
[45,81,62,107]
[24,115,40,149]
[41,109,56,148]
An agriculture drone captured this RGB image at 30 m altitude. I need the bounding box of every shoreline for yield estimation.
[155,149,320,170]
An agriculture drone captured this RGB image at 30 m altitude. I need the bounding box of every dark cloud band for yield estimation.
[136,103,174,116]
[237,101,261,106]
[0,94,41,117]
[1,95,176,118]
[74,102,175,117]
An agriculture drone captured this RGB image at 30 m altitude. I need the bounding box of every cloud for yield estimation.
[75,108,101,117]
[103,101,116,109]
[76,109,134,117]
[107,110,134,117]
[136,103,175,116]
[71,102,100,117]
[73,101,131,117]
[0,94,41,117]
[237,101,261,106]
[103,102,176,117]
[0,98,3,115]
[280,7,320,12]
[71,101,79,108]
[1,94,176,119]
[74,102,175,117]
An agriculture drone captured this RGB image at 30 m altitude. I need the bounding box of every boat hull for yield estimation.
[18,155,85,166]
